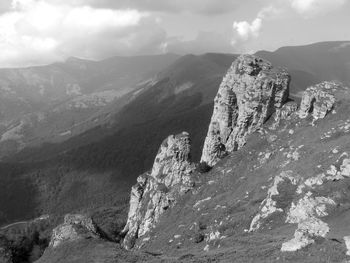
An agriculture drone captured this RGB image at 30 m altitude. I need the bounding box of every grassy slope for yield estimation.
[132,88,350,262]
[30,86,350,263]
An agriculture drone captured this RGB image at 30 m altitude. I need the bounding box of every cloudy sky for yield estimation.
[0,0,349,67]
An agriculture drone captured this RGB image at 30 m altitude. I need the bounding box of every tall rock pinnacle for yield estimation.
[122,132,195,250]
[201,54,290,166]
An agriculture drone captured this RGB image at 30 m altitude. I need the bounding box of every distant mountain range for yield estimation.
[0,53,179,157]
[256,41,350,98]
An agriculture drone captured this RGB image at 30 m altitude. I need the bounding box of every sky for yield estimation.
[0,0,349,67]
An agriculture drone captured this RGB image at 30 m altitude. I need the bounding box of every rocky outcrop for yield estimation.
[249,171,301,232]
[122,132,195,250]
[281,192,335,252]
[49,214,99,248]
[201,54,290,166]
[298,81,337,119]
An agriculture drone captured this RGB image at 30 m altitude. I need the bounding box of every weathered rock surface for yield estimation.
[49,214,99,248]
[122,132,195,250]
[201,54,290,166]
[272,101,298,129]
[281,192,335,252]
[298,81,337,119]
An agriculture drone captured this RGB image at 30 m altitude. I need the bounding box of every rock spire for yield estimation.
[201,54,290,166]
[122,132,195,250]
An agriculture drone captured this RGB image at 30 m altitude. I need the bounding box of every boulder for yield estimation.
[49,214,99,248]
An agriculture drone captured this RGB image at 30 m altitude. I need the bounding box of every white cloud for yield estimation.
[232,5,280,42]
[289,0,347,17]
[233,18,262,41]
[0,0,160,67]
[68,0,241,15]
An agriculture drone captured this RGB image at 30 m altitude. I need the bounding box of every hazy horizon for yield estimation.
[0,0,349,68]
[0,39,349,70]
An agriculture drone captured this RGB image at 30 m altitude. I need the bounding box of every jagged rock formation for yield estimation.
[49,214,99,248]
[298,81,338,119]
[201,54,290,166]
[125,79,350,262]
[122,132,195,250]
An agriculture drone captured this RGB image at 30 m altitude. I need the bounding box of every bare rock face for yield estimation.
[299,82,337,119]
[122,132,195,250]
[201,54,290,166]
[49,214,99,248]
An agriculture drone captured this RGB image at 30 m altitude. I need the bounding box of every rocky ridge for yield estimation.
[200,54,290,166]
[116,54,350,262]
[122,132,195,250]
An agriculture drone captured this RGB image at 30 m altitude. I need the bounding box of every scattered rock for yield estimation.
[340,158,350,177]
[193,197,212,209]
[324,158,350,180]
[249,171,300,231]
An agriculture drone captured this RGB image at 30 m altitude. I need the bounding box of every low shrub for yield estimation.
[196,162,212,173]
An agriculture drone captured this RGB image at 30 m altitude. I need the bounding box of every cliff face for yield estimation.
[122,132,195,250]
[201,54,290,166]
